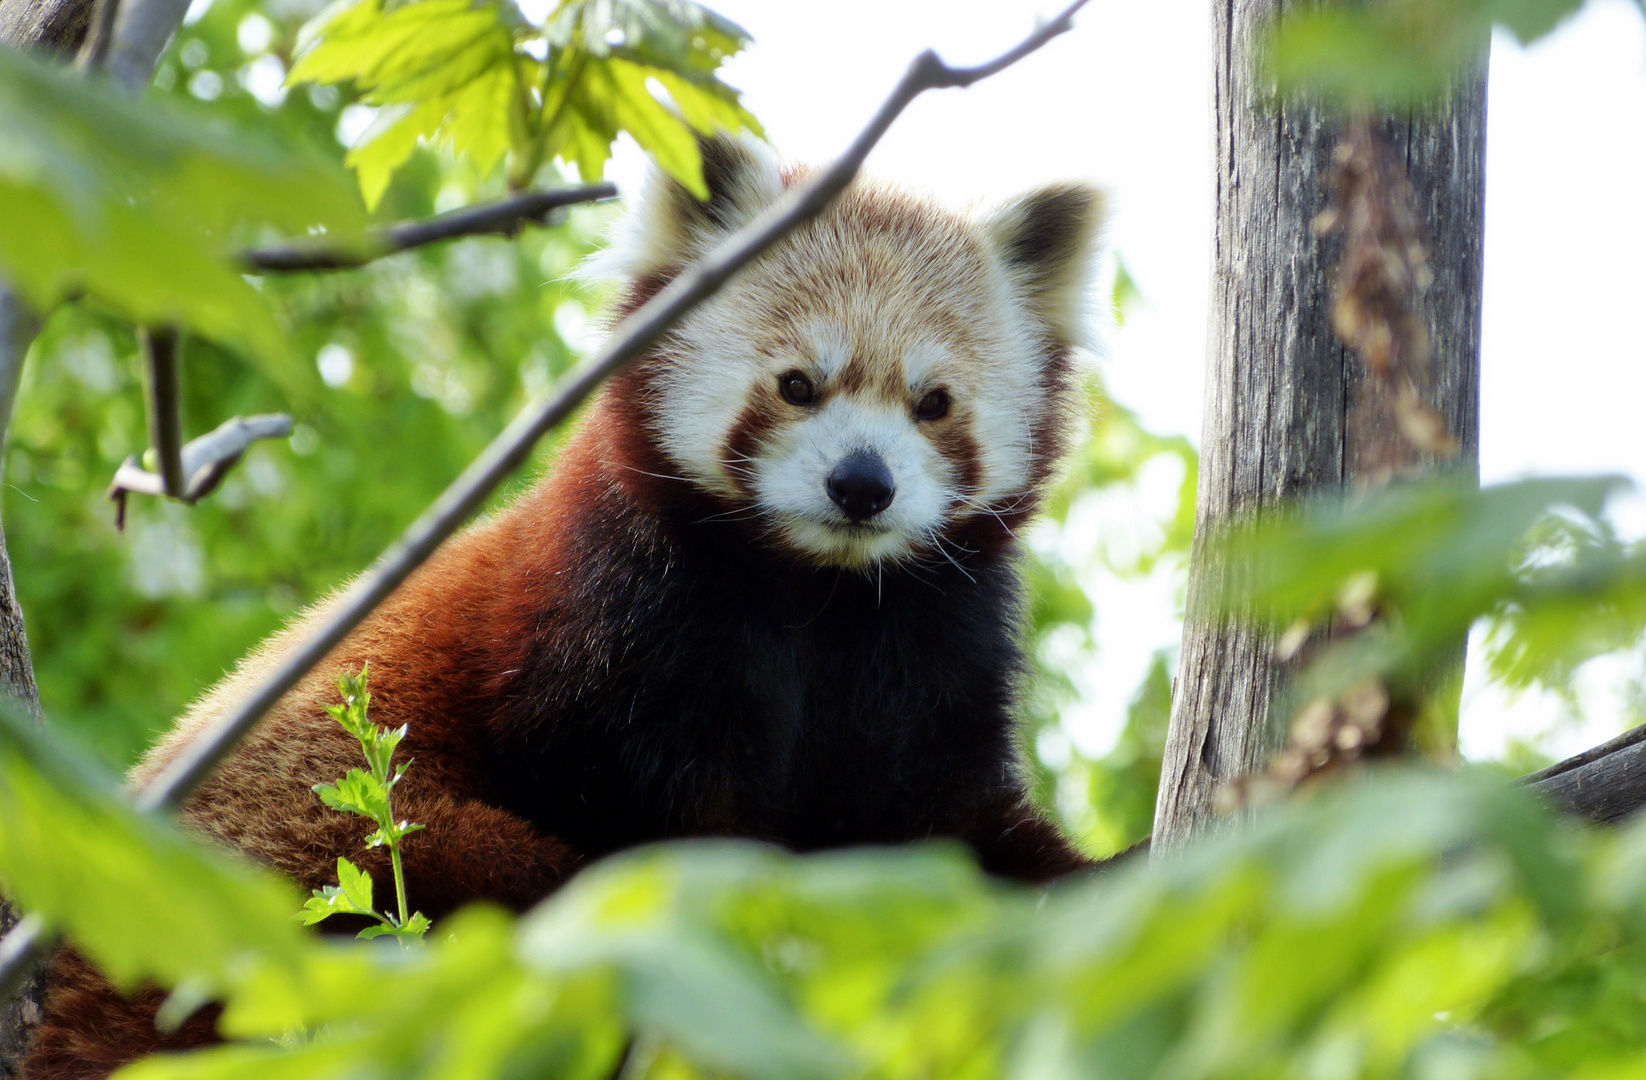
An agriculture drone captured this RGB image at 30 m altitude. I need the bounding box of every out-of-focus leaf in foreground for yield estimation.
[0,47,365,362]
[1210,476,1645,704]
[1264,0,1606,106]
[8,689,1646,1079]
[288,0,762,209]
[0,699,314,1032]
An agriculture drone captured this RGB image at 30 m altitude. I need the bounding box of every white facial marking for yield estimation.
[807,323,852,382]
[752,396,954,566]
[628,174,1085,571]
[901,340,949,389]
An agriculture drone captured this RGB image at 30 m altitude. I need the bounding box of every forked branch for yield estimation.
[108,414,294,526]
[241,183,619,273]
[107,328,292,526]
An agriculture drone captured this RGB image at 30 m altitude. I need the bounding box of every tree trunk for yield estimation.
[0,297,45,1075]
[0,5,92,1072]
[1151,0,1487,852]
[0,0,91,57]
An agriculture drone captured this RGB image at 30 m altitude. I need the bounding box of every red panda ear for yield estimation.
[583,133,784,281]
[984,183,1109,347]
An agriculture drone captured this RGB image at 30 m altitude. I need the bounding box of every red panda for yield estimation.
[25,136,1108,1078]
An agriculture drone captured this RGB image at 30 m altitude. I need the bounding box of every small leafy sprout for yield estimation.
[300,664,430,944]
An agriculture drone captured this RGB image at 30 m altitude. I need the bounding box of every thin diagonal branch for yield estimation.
[0,0,1094,999]
[1525,721,1646,784]
[241,183,619,273]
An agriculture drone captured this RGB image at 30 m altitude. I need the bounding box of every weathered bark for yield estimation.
[1151,0,1487,852]
[1533,737,1646,825]
[0,0,91,57]
[0,298,44,1077]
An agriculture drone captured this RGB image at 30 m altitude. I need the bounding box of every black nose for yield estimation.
[826,451,896,521]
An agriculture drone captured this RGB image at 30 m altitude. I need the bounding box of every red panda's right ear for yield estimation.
[581,134,784,282]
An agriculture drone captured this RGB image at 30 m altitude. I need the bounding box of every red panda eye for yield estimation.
[778,371,816,406]
[914,389,950,421]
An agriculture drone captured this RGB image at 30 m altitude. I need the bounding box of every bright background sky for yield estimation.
[599,0,1646,766]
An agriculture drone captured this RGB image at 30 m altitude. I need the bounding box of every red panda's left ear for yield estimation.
[983,183,1110,347]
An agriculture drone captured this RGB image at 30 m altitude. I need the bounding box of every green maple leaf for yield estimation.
[288,0,761,207]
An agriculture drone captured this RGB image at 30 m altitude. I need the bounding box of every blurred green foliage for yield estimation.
[6,694,1646,1080]
[0,46,363,363]
[7,0,615,765]
[1265,0,1646,105]
[288,0,762,207]
[1216,477,1646,742]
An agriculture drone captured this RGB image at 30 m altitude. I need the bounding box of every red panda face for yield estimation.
[589,137,1108,570]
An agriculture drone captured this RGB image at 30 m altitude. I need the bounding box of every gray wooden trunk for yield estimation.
[1151,0,1487,851]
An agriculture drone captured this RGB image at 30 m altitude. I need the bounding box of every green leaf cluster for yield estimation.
[1264,0,1645,106]
[303,665,429,942]
[1213,476,1646,730]
[4,692,1646,1079]
[287,0,763,208]
[0,46,364,364]
[6,0,619,770]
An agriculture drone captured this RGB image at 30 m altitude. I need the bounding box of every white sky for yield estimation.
[604,0,1646,763]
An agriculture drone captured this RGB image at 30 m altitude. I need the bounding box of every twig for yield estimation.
[111,328,291,526]
[241,184,619,273]
[0,0,1093,998]
[141,327,185,499]
[108,414,293,527]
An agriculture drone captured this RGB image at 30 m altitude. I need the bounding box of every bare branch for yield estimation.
[108,414,293,526]
[112,330,294,525]
[140,327,185,499]
[241,184,619,273]
[1530,729,1646,823]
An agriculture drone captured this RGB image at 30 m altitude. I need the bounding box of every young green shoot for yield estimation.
[299,665,429,944]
